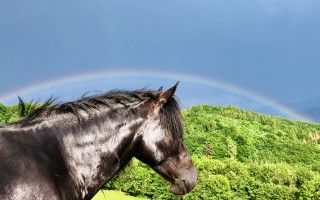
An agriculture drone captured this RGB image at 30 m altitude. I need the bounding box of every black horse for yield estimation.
[0,82,198,200]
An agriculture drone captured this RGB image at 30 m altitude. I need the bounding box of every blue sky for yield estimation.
[0,1,320,122]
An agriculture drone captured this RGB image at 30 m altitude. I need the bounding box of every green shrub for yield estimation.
[183,174,233,200]
[298,176,320,200]
[254,183,298,200]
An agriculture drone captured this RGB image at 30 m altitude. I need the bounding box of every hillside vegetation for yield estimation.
[1,103,320,199]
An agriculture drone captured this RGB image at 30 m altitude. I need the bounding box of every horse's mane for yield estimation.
[15,88,182,138]
[17,90,156,123]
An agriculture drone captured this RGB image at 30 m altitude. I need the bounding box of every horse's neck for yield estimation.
[60,110,143,199]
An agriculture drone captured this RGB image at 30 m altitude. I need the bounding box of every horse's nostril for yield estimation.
[185,179,196,192]
[182,180,191,191]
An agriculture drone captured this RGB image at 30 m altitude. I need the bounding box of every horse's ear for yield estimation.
[159,81,179,105]
[148,82,179,117]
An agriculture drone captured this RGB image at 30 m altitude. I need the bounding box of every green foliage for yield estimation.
[1,103,320,199]
[183,174,233,200]
[0,103,20,123]
[0,102,44,124]
[298,176,320,200]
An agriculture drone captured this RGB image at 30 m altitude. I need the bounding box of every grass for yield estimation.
[92,190,149,200]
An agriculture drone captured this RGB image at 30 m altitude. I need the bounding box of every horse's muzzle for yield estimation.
[170,166,198,195]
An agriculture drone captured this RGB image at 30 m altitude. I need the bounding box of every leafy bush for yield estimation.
[183,174,233,200]
[298,176,320,199]
[0,103,20,123]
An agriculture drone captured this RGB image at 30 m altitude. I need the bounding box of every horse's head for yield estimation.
[135,82,198,195]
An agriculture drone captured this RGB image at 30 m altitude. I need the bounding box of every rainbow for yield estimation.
[0,69,313,122]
